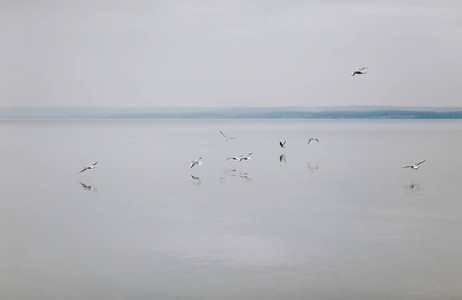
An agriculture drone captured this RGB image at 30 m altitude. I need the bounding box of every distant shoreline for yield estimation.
[1,106,462,119]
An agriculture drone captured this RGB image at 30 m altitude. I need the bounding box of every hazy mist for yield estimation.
[1,1,461,107]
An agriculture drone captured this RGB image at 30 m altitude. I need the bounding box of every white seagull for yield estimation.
[226,152,253,162]
[351,67,368,76]
[220,131,236,141]
[307,138,319,144]
[279,140,286,148]
[401,160,425,170]
[78,162,98,174]
[190,157,203,169]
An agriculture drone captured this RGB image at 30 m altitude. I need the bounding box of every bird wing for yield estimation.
[225,157,236,161]
[92,162,98,166]
[220,131,227,138]
[401,165,413,168]
[415,160,425,166]
[247,152,253,156]
[78,167,88,173]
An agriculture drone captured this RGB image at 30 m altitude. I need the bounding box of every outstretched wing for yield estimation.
[401,165,413,168]
[415,160,425,166]
[78,167,88,174]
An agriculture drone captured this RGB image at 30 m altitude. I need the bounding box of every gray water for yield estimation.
[1,119,462,300]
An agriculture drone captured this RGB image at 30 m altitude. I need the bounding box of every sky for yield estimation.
[1,0,462,108]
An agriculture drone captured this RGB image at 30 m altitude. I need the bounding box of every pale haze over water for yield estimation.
[1,119,462,299]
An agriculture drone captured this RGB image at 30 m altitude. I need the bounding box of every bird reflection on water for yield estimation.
[220,169,252,183]
[279,154,286,166]
[307,162,319,173]
[78,182,97,193]
[405,180,423,195]
[190,174,202,185]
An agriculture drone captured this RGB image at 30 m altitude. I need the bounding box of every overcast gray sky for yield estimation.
[1,0,461,107]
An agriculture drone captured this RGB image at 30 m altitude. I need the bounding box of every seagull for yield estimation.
[226,152,253,162]
[190,157,203,169]
[401,160,425,170]
[78,162,98,174]
[307,138,319,144]
[279,140,286,148]
[220,131,236,141]
[351,67,368,76]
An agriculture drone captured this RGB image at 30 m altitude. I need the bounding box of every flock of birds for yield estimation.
[188,131,321,170]
[77,127,425,178]
[77,67,425,179]
[187,130,425,172]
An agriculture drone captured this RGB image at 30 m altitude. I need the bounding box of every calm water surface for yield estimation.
[1,119,462,299]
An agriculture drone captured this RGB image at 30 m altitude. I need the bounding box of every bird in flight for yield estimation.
[226,152,253,162]
[307,138,319,144]
[351,67,368,76]
[279,140,286,148]
[78,162,98,174]
[220,131,236,141]
[401,160,425,170]
[190,157,203,169]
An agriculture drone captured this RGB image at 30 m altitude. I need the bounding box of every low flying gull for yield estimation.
[401,160,425,170]
[226,152,253,162]
[279,140,286,148]
[351,67,368,76]
[190,157,203,169]
[220,131,236,141]
[307,138,319,144]
[78,162,98,174]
